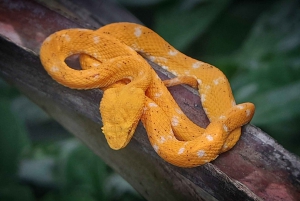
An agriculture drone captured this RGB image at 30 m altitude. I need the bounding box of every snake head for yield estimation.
[100,86,145,150]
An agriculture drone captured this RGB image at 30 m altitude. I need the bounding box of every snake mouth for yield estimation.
[107,138,128,150]
[102,124,136,150]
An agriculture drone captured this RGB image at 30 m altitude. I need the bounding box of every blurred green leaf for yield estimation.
[42,190,96,201]
[56,139,108,200]
[18,158,56,185]
[191,1,273,66]
[0,95,33,200]
[0,78,20,98]
[154,0,232,51]
[251,81,300,125]
[11,96,50,126]
[105,174,143,201]
[238,1,300,72]
[10,96,70,142]
[0,98,31,181]
[232,0,300,108]
[234,0,300,78]
[0,183,34,201]
[229,0,300,154]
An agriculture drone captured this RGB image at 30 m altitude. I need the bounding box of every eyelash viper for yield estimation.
[40,22,255,168]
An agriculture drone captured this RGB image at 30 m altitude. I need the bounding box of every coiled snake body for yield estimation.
[40,22,255,167]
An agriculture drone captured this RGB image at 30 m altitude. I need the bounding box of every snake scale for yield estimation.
[40,22,255,167]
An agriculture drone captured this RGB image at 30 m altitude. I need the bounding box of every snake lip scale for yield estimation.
[40,22,255,168]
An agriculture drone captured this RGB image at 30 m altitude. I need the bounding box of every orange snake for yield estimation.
[40,22,255,167]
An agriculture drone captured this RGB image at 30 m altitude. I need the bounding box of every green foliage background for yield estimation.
[0,0,299,200]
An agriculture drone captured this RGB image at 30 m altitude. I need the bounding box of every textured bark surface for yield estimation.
[0,0,299,200]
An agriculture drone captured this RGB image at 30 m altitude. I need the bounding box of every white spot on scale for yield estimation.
[192,61,202,69]
[203,107,209,115]
[143,106,148,112]
[197,79,202,85]
[170,71,178,76]
[178,147,185,155]
[219,115,226,120]
[184,70,190,75]
[154,92,162,98]
[125,76,133,80]
[162,65,169,70]
[92,74,100,79]
[159,136,166,143]
[231,100,236,106]
[202,84,211,92]
[175,108,183,114]
[92,52,99,58]
[237,105,244,110]
[134,27,142,37]
[156,57,168,63]
[213,77,225,85]
[206,135,214,141]
[149,56,156,62]
[246,109,251,117]
[223,124,228,132]
[201,94,206,102]
[213,78,219,85]
[93,63,100,67]
[93,36,100,43]
[62,33,71,42]
[51,66,59,72]
[171,116,179,126]
[148,102,158,107]
[197,150,205,158]
[44,36,52,43]
[168,50,178,56]
[153,144,159,152]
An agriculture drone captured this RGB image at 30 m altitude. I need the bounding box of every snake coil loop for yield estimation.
[40,22,255,167]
